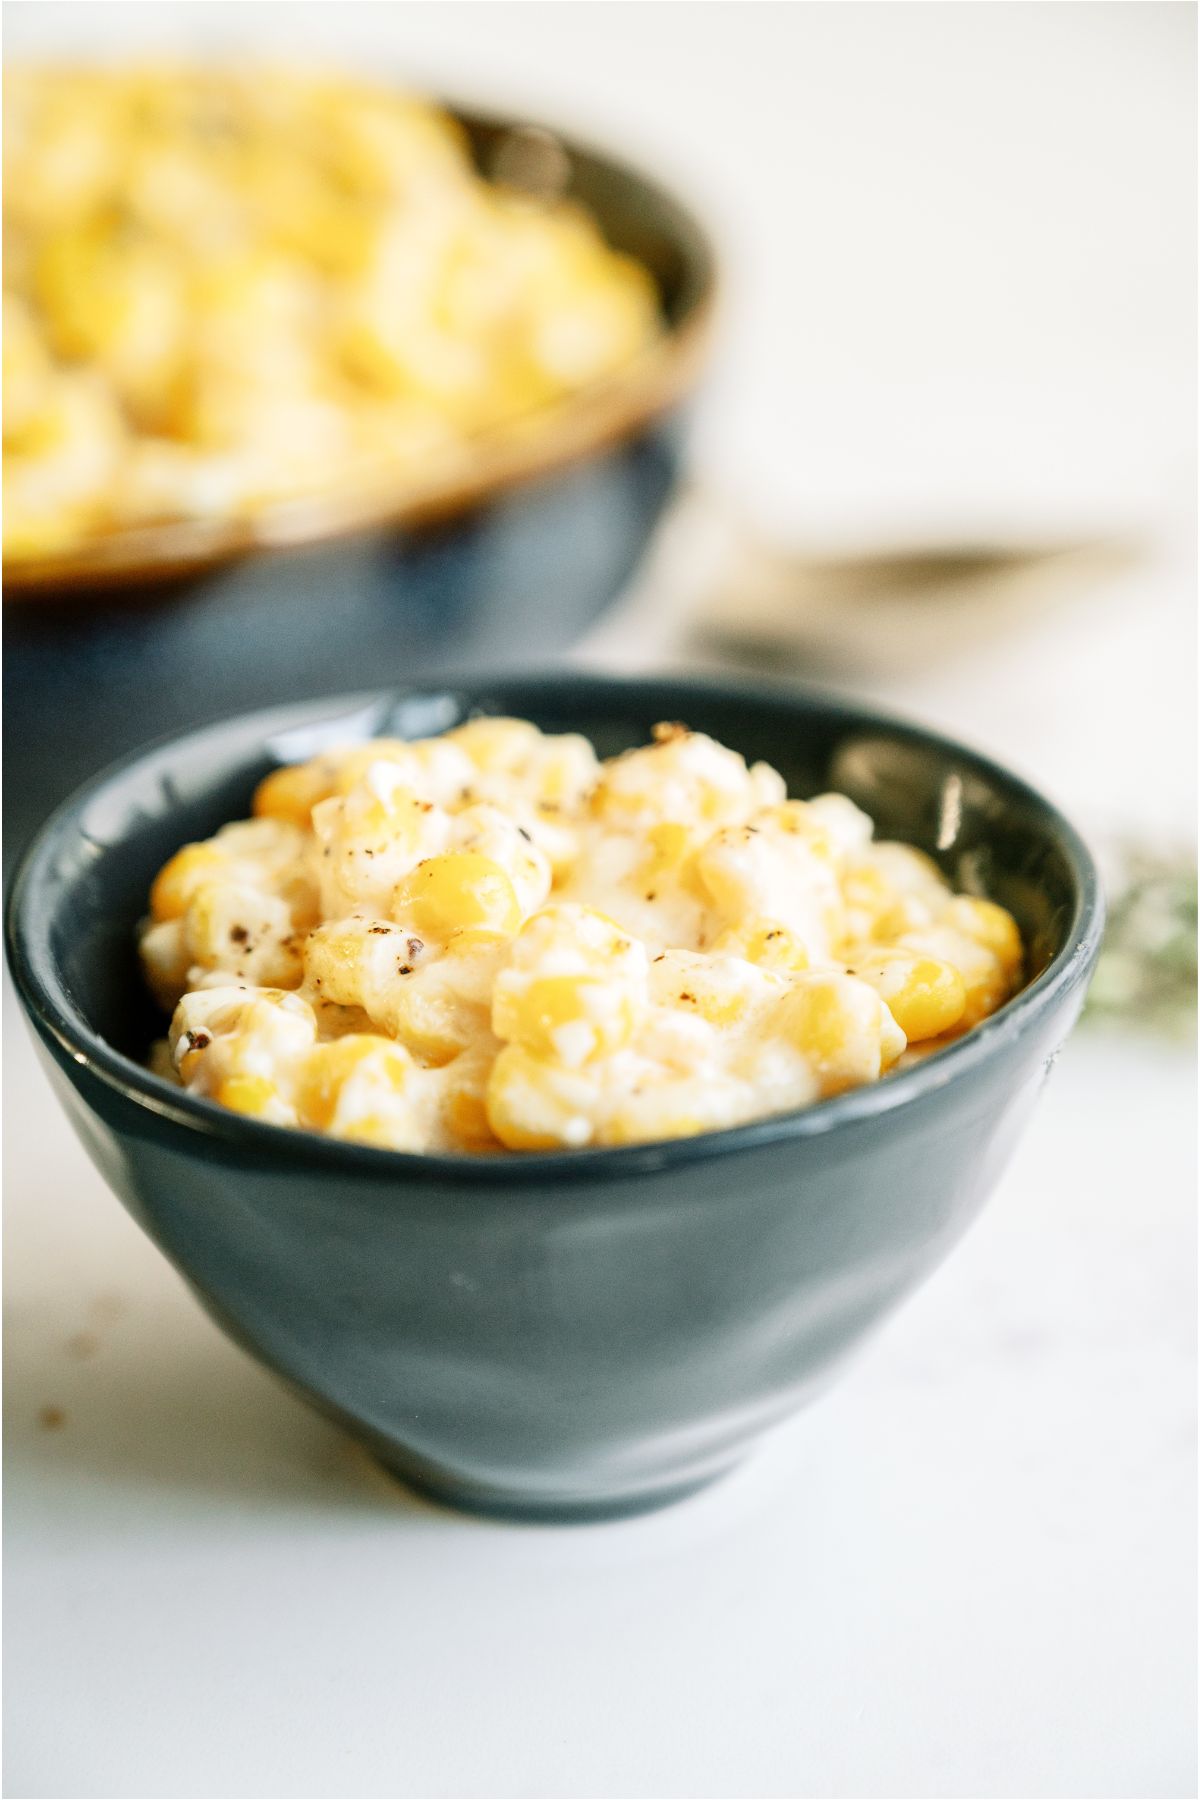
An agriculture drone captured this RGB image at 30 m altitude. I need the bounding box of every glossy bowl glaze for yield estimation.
[3,110,715,859]
[6,674,1103,1520]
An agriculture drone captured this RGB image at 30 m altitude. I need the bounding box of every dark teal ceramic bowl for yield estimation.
[6,674,1103,1520]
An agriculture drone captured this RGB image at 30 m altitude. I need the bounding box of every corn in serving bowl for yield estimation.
[141,714,1026,1155]
[2,77,714,865]
[6,676,1102,1518]
[3,64,662,564]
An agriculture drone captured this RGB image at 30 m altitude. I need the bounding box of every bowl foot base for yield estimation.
[371,1454,739,1524]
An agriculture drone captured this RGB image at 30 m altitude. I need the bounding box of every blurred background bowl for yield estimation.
[3,106,716,860]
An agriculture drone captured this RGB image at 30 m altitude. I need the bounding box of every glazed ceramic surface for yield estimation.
[2,111,714,859]
[6,675,1103,1519]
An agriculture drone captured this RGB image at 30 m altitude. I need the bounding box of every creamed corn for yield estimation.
[3,65,660,561]
[141,717,1025,1153]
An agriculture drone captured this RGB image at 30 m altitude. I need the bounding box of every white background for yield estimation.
[4,6,1195,1797]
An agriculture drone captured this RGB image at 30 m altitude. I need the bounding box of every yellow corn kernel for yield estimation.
[647,949,767,1030]
[602,1103,705,1147]
[485,1105,560,1152]
[484,1046,599,1151]
[382,933,507,1067]
[567,906,639,950]
[897,923,1012,1030]
[392,852,521,938]
[940,897,1023,973]
[841,843,954,945]
[485,1049,563,1152]
[780,973,906,1096]
[276,192,376,278]
[149,842,229,921]
[337,1112,422,1150]
[962,981,1005,1029]
[445,1081,502,1152]
[647,821,691,865]
[331,741,415,796]
[182,883,303,988]
[440,926,512,960]
[847,948,967,1042]
[386,998,470,1068]
[840,865,910,941]
[338,316,412,394]
[214,1074,277,1117]
[767,802,835,857]
[34,227,121,360]
[253,762,333,827]
[333,770,428,849]
[297,1035,411,1132]
[448,716,541,772]
[492,908,646,1027]
[956,955,1012,1028]
[591,786,669,826]
[536,738,597,806]
[138,916,192,1012]
[712,918,810,973]
[791,981,854,1065]
[601,1074,756,1146]
[638,820,705,894]
[673,978,747,1029]
[303,921,370,1008]
[493,974,636,1066]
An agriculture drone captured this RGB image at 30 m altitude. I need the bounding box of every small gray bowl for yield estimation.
[6,673,1103,1520]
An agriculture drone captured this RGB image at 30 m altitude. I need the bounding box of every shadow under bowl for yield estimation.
[3,107,715,860]
[6,673,1103,1521]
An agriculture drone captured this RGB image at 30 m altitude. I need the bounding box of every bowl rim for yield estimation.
[6,670,1105,1186]
[4,100,718,598]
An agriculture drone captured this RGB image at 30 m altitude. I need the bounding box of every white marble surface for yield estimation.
[5,999,1195,1799]
[4,6,1196,1796]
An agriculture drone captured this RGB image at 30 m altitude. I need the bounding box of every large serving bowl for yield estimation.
[3,111,715,858]
[6,674,1103,1520]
